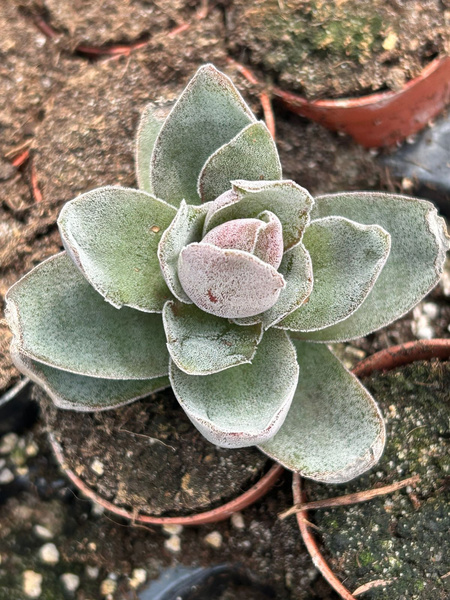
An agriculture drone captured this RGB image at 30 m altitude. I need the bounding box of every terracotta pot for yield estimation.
[49,434,283,525]
[292,338,450,600]
[273,56,450,148]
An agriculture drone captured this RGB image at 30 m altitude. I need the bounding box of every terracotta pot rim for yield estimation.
[273,56,446,109]
[292,338,450,600]
[272,55,450,147]
[49,433,283,525]
[352,338,450,378]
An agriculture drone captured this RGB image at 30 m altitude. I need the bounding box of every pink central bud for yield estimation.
[177,213,286,319]
[202,213,284,269]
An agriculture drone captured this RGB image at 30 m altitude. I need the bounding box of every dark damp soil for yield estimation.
[226,0,449,99]
[305,360,450,600]
[0,410,337,600]
[39,386,268,517]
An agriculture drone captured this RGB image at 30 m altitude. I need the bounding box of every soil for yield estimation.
[305,360,450,600]
[227,0,449,99]
[0,414,337,600]
[39,386,268,517]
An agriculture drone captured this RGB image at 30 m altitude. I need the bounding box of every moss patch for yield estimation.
[227,0,447,98]
[306,360,450,599]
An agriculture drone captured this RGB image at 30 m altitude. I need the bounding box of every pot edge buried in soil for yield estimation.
[292,338,450,600]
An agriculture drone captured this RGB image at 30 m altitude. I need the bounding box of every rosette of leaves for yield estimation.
[5,65,449,483]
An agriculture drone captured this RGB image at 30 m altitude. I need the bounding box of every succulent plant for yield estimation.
[5,65,449,483]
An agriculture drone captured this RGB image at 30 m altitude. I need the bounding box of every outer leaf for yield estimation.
[158,201,210,303]
[135,102,173,193]
[150,64,256,206]
[235,242,313,329]
[198,121,282,203]
[12,345,169,411]
[296,192,449,342]
[58,187,176,312]
[5,253,169,379]
[278,217,391,332]
[204,180,314,250]
[162,301,263,375]
[169,329,299,448]
[259,341,385,483]
[178,242,285,319]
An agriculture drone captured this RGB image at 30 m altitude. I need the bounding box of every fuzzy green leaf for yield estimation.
[235,242,313,329]
[259,341,385,483]
[158,201,210,303]
[163,301,263,375]
[204,180,314,251]
[58,186,176,312]
[198,121,282,203]
[150,64,255,206]
[135,102,173,193]
[169,328,299,448]
[12,345,169,411]
[295,192,449,342]
[278,217,391,332]
[178,242,285,319]
[5,253,169,379]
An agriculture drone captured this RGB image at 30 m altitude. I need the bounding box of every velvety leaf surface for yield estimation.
[5,253,169,379]
[235,242,313,329]
[135,102,172,194]
[252,211,284,268]
[202,212,284,268]
[279,217,391,332]
[58,187,176,312]
[12,345,169,411]
[259,341,385,483]
[150,64,255,206]
[163,301,263,375]
[178,242,285,318]
[204,180,314,250]
[296,192,449,342]
[198,121,282,203]
[169,329,299,448]
[158,201,209,303]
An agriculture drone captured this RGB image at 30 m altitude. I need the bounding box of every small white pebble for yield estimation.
[33,525,53,540]
[91,502,105,517]
[422,302,439,319]
[0,459,6,469]
[39,543,59,565]
[231,512,245,530]
[100,578,117,596]
[60,573,80,593]
[164,535,181,553]
[0,433,18,454]
[90,459,104,476]
[129,568,147,588]
[162,523,183,535]
[23,570,43,598]
[204,531,223,549]
[416,325,434,340]
[25,442,39,457]
[85,566,99,579]
[0,468,14,484]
